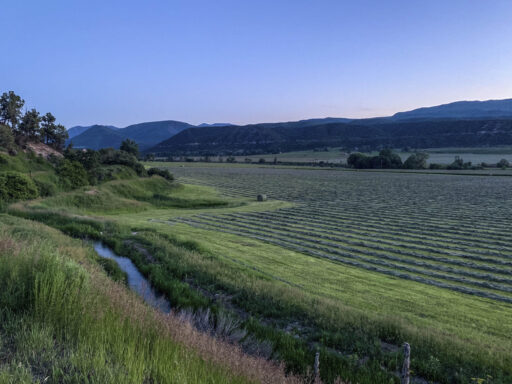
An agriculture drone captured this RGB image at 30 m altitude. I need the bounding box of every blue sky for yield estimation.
[2,0,511,127]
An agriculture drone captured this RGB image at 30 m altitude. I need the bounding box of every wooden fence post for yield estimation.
[401,342,411,384]
[313,351,320,381]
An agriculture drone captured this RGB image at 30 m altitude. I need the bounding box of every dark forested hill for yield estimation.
[67,125,119,138]
[120,120,193,148]
[68,99,512,153]
[147,119,512,155]
[68,125,126,149]
[68,120,193,150]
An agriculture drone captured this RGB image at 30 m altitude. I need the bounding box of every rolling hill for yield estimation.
[67,124,118,138]
[68,120,193,150]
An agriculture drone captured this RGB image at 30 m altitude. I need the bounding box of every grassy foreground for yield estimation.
[0,214,304,384]
[8,174,512,383]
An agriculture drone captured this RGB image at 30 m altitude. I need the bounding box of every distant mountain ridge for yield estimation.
[392,99,512,120]
[148,119,512,155]
[68,120,193,150]
[68,98,512,152]
[197,123,234,127]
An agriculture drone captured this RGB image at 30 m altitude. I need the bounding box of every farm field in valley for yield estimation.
[135,163,512,380]
[229,146,512,165]
[158,164,512,303]
[17,162,512,383]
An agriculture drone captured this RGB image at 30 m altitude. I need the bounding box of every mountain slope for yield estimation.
[68,98,512,152]
[148,119,512,155]
[121,120,193,148]
[198,123,234,127]
[67,125,118,138]
[393,99,512,120]
[68,120,193,150]
[68,125,126,149]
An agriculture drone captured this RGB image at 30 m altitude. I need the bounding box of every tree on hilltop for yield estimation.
[0,91,25,130]
[18,109,41,141]
[41,112,68,150]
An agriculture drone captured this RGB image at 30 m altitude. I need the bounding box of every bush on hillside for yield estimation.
[34,179,57,197]
[99,148,147,176]
[0,172,39,201]
[56,159,89,189]
[132,162,148,177]
[64,148,101,170]
[147,167,174,181]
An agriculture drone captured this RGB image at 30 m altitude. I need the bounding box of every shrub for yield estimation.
[56,159,89,189]
[132,162,148,177]
[34,179,57,197]
[147,167,174,181]
[99,148,147,176]
[64,148,101,171]
[0,172,39,201]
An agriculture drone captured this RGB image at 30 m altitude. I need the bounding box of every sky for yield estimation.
[1,0,512,128]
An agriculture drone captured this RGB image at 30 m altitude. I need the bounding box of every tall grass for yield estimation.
[0,216,304,384]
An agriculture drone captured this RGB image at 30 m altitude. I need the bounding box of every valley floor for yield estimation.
[4,163,512,383]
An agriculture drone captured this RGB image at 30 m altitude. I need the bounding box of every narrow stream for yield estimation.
[93,242,171,313]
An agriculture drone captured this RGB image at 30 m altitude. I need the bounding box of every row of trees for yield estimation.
[347,149,431,169]
[0,91,68,149]
[347,149,416,169]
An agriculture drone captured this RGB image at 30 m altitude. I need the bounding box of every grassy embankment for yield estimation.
[0,213,308,384]
[9,174,512,384]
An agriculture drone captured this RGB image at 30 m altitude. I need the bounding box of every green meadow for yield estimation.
[7,162,512,384]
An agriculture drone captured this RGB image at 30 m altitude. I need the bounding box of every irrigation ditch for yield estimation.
[92,239,418,384]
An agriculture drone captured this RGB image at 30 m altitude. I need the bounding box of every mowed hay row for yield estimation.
[168,165,512,304]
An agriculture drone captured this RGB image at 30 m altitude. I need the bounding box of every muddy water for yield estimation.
[93,242,171,313]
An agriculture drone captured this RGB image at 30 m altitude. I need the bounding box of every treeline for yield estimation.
[0,91,173,203]
[347,150,431,169]
[0,91,68,150]
[347,150,510,170]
